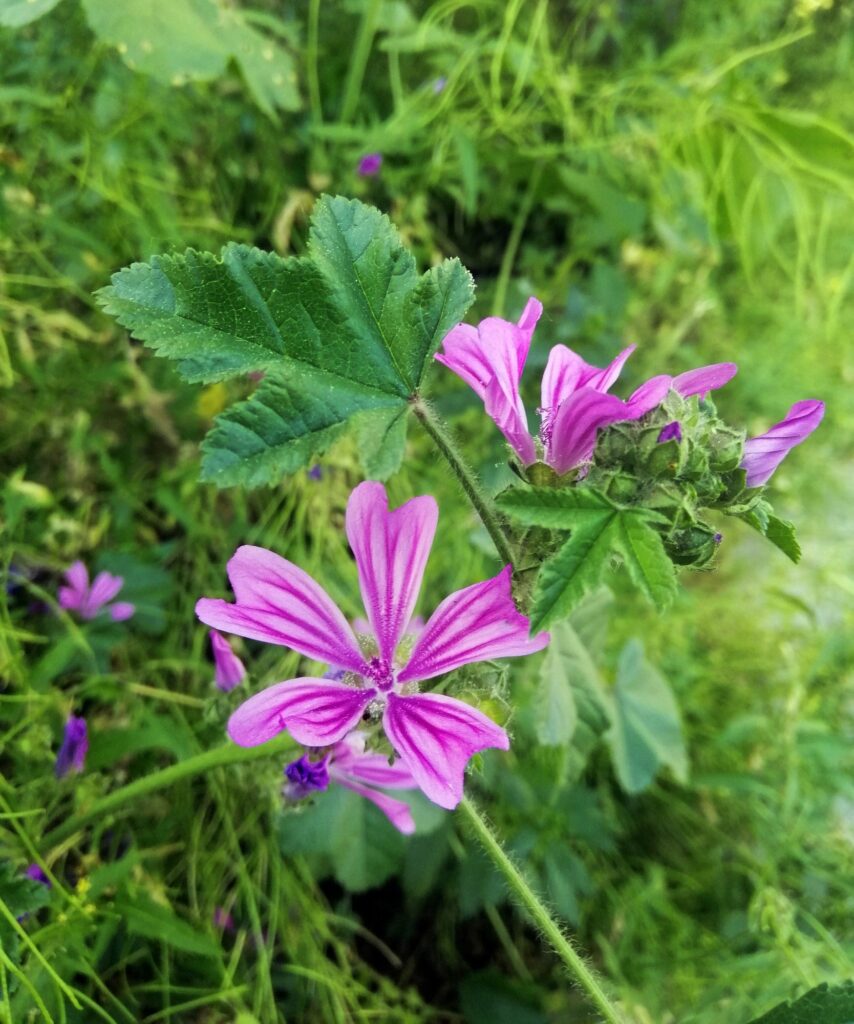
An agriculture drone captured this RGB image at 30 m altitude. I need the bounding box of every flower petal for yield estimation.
[399,565,549,684]
[210,629,246,691]
[109,602,135,622]
[196,545,364,672]
[741,399,825,487]
[541,343,635,412]
[86,571,125,614]
[58,586,83,612]
[672,362,738,399]
[546,387,630,474]
[436,299,540,465]
[333,775,416,834]
[624,374,672,417]
[64,561,89,595]
[345,482,437,664]
[331,736,417,789]
[383,693,509,809]
[55,716,88,778]
[227,678,375,748]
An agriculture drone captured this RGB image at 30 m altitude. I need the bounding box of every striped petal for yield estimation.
[741,400,825,487]
[196,545,364,672]
[227,678,375,748]
[332,775,416,834]
[346,482,437,664]
[383,692,509,809]
[546,387,629,474]
[541,343,635,411]
[399,565,548,684]
[672,362,737,399]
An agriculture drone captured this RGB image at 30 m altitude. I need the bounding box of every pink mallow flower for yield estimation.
[284,731,418,835]
[55,715,88,778]
[197,482,548,810]
[209,629,246,692]
[58,562,134,621]
[436,298,738,475]
[741,400,825,488]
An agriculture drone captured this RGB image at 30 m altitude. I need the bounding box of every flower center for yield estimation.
[363,655,395,692]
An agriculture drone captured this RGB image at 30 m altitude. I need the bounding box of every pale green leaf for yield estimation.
[353,405,410,480]
[537,620,596,746]
[609,639,688,794]
[0,0,62,28]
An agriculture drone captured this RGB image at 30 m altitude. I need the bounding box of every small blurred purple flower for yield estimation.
[55,716,88,778]
[714,533,723,544]
[25,864,51,887]
[58,562,134,622]
[658,421,682,443]
[741,400,825,487]
[433,76,447,94]
[209,629,246,692]
[437,297,737,474]
[308,465,323,481]
[213,907,235,931]
[198,482,548,809]
[283,754,330,800]
[357,152,383,177]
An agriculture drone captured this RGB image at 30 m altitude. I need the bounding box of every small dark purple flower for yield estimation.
[658,421,682,443]
[55,716,88,778]
[357,152,383,177]
[283,755,330,800]
[25,864,51,887]
[308,465,323,481]
[714,532,723,544]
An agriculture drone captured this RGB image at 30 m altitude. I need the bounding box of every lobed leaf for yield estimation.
[746,981,854,1024]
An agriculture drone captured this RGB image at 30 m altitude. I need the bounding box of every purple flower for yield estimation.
[213,907,234,930]
[357,153,383,177]
[25,864,51,887]
[197,482,548,810]
[658,421,682,443]
[433,76,447,94]
[58,562,134,622]
[308,464,323,481]
[209,629,246,692]
[283,732,417,834]
[436,297,738,475]
[55,716,88,778]
[741,400,825,488]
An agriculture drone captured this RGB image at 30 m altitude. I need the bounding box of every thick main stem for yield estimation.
[41,739,294,850]
[458,796,624,1024]
[412,398,517,567]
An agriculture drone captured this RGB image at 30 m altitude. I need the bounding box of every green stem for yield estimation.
[307,0,323,124]
[492,165,542,317]
[41,739,294,850]
[412,398,517,567]
[339,0,382,123]
[458,796,624,1024]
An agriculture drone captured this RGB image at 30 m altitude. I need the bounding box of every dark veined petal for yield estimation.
[196,545,364,672]
[546,387,629,474]
[383,693,509,809]
[227,678,375,748]
[399,565,548,684]
[345,482,437,665]
[541,343,635,411]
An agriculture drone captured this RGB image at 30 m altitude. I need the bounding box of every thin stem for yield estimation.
[307,0,323,124]
[40,739,294,850]
[339,0,382,123]
[492,165,542,317]
[458,796,624,1024]
[412,398,517,567]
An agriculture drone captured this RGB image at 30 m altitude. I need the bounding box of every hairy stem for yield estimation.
[458,796,624,1024]
[412,398,517,567]
[41,739,294,850]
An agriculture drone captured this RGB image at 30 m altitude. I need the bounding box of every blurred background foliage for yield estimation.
[0,0,852,1021]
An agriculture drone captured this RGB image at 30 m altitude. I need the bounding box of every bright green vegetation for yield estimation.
[1,1,852,1022]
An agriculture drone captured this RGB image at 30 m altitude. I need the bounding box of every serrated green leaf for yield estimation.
[496,485,614,528]
[100,197,474,485]
[200,368,401,487]
[746,982,854,1024]
[0,0,62,28]
[764,512,801,563]
[614,514,677,609]
[608,639,688,794]
[530,511,618,632]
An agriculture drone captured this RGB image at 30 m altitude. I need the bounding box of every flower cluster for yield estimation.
[198,482,548,825]
[436,298,823,488]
